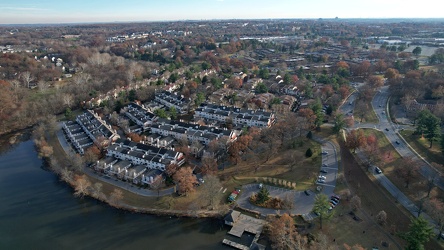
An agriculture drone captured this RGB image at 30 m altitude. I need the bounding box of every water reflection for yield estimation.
[0,137,230,250]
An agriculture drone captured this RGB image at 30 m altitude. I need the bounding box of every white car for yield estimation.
[317,179,326,183]
[318,175,327,180]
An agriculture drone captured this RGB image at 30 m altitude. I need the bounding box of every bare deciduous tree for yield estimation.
[376,210,387,225]
[21,71,34,88]
[73,175,91,198]
[109,188,124,206]
[200,175,222,210]
[350,195,361,211]
[63,94,74,108]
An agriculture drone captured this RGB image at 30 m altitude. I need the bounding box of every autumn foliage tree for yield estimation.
[345,129,366,153]
[266,213,307,250]
[173,167,198,196]
[127,132,142,143]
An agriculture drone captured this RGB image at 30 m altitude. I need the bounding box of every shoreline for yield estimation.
[34,126,229,219]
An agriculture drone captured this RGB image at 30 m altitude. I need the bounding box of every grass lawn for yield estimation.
[359,129,443,204]
[219,138,322,192]
[334,141,444,250]
[399,129,444,171]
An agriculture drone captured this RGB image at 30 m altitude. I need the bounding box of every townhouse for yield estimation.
[106,139,185,171]
[123,102,158,130]
[150,120,237,146]
[154,91,190,114]
[63,110,119,154]
[194,103,275,128]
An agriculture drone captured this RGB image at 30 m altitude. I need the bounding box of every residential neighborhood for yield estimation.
[1,14,444,250]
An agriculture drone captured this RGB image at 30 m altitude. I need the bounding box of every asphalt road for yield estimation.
[371,86,444,190]
[341,86,440,232]
[236,141,340,217]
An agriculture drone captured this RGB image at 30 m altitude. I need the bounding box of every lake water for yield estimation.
[0,134,229,250]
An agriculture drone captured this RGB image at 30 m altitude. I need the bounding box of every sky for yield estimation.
[0,0,442,24]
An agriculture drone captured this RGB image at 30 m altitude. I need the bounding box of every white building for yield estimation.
[106,139,185,171]
[194,103,275,128]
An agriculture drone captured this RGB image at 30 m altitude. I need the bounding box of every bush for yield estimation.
[306,148,313,158]
[306,131,313,139]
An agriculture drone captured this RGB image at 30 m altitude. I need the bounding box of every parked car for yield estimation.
[304,190,310,196]
[331,198,340,204]
[320,169,328,174]
[258,183,263,189]
[330,199,338,206]
[322,163,327,167]
[385,128,389,131]
[375,167,382,174]
[395,140,400,145]
[322,151,328,155]
[317,179,326,183]
[318,175,327,180]
[331,195,340,200]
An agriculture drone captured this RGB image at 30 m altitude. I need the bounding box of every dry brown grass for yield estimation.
[400,129,444,172]
[219,138,322,191]
[336,137,443,250]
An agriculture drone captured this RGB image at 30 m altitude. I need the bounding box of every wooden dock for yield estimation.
[222,239,249,250]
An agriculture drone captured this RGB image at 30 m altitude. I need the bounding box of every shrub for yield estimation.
[306,148,313,157]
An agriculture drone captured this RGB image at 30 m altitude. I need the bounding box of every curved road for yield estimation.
[236,141,339,218]
[341,85,441,232]
[371,86,444,190]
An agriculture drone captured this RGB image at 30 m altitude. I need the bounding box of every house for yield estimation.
[95,156,118,173]
[106,139,185,171]
[141,169,164,186]
[125,165,147,184]
[106,160,131,177]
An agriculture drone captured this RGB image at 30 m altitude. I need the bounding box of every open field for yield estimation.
[337,141,444,249]
[219,138,322,193]
[400,129,444,172]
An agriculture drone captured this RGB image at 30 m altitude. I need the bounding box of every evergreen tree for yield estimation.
[257,186,270,204]
[305,148,313,157]
[400,216,434,250]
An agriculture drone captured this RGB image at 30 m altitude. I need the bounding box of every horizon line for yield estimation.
[2,17,444,27]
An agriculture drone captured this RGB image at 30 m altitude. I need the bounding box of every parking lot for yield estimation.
[236,140,340,217]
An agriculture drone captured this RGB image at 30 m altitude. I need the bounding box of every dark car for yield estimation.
[304,190,310,196]
[320,169,328,174]
[385,128,389,131]
[395,140,400,145]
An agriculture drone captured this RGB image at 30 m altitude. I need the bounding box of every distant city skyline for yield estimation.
[1,0,442,25]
